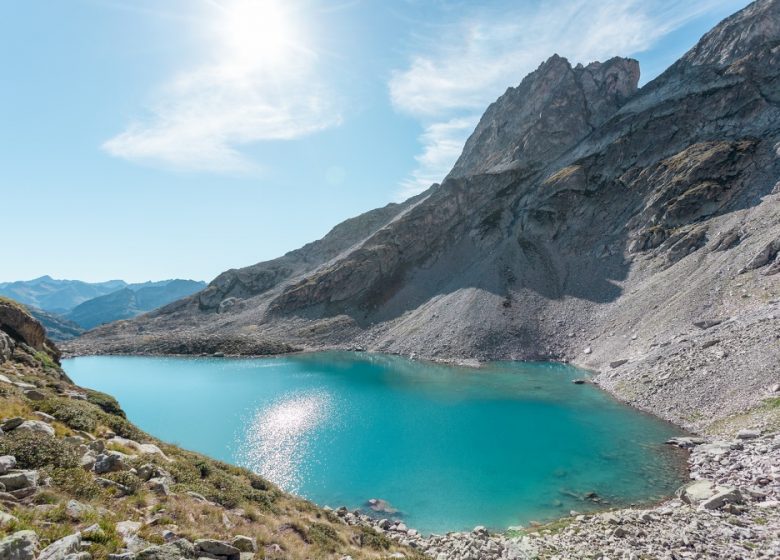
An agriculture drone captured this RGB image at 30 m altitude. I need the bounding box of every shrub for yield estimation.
[84,389,126,418]
[359,526,391,550]
[103,472,142,495]
[48,467,104,500]
[103,415,144,441]
[0,431,78,468]
[37,398,99,432]
[308,522,342,550]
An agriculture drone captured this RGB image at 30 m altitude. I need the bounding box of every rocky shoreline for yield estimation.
[331,432,780,559]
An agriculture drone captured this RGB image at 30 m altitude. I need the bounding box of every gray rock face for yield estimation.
[93,451,129,474]
[0,471,38,492]
[14,421,55,437]
[68,0,780,433]
[38,534,81,560]
[194,540,239,560]
[0,456,17,475]
[449,55,639,178]
[0,531,38,560]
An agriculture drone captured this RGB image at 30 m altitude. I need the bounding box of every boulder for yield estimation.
[0,530,38,560]
[14,421,55,437]
[0,512,17,528]
[609,359,628,368]
[700,487,743,510]
[0,471,38,492]
[0,419,23,432]
[736,429,760,439]
[94,452,129,474]
[0,457,17,475]
[65,500,94,521]
[135,540,195,560]
[195,539,240,560]
[22,390,45,402]
[229,536,256,553]
[38,533,81,560]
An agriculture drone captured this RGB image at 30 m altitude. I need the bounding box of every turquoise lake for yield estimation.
[63,353,686,534]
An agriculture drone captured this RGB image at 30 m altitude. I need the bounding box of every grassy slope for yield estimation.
[0,333,419,560]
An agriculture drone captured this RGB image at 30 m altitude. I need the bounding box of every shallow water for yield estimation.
[63,352,686,534]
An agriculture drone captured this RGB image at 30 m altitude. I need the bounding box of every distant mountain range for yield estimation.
[0,276,205,338]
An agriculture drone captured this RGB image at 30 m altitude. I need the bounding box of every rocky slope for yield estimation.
[68,0,780,436]
[0,299,419,560]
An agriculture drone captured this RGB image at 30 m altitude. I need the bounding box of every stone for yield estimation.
[0,419,23,432]
[229,536,256,553]
[65,500,93,521]
[693,319,723,330]
[148,477,170,496]
[194,540,240,560]
[81,525,105,542]
[609,359,628,368]
[0,530,38,560]
[33,412,55,423]
[700,487,743,510]
[135,540,195,560]
[38,533,82,560]
[22,390,45,401]
[583,347,592,355]
[0,471,38,492]
[736,429,760,439]
[93,452,129,474]
[14,421,55,437]
[0,512,17,528]
[0,457,17,475]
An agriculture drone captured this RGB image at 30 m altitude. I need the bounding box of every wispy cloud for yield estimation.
[391,0,745,198]
[103,0,341,173]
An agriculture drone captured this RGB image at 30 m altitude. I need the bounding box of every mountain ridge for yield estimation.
[68,0,780,435]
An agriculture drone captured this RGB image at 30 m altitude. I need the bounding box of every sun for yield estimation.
[214,0,299,69]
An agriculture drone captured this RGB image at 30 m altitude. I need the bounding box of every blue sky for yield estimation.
[1,0,750,283]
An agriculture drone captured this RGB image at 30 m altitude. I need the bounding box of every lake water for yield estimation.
[63,352,686,534]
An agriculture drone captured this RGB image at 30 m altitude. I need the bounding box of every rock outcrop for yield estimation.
[67,0,780,434]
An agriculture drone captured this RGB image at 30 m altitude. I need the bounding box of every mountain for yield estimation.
[65,279,206,330]
[0,276,125,314]
[27,307,85,341]
[69,0,780,434]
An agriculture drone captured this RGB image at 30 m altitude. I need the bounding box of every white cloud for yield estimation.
[104,0,341,173]
[391,0,746,198]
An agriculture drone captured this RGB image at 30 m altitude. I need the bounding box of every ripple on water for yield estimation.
[236,390,333,493]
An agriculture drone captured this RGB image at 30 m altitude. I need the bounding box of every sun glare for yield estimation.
[215,0,299,69]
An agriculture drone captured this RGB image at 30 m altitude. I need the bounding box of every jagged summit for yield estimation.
[69,0,780,435]
[449,54,639,178]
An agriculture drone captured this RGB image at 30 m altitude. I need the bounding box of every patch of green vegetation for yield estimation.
[38,397,100,432]
[103,471,143,495]
[358,526,391,550]
[47,467,105,500]
[754,517,768,525]
[33,351,57,370]
[84,389,126,418]
[0,431,78,469]
[762,397,780,409]
[308,522,342,551]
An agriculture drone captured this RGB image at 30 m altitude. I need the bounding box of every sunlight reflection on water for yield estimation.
[237,390,332,492]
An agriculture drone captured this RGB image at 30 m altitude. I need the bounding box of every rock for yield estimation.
[0,530,38,560]
[94,451,129,474]
[609,359,628,368]
[229,536,256,553]
[0,471,38,492]
[0,419,23,432]
[79,453,97,471]
[22,390,45,401]
[65,500,93,521]
[194,539,240,560]
[95,478,131,496]
[81,525,105,542]
[0,457,17,475]
[135,540,195,560]
[0,512,16,528]
[571,379,586,384]
[583,347,592,355]
[736,429,760,439]
[33,412,55,423]
[147,477,170,496]
[38,533,81,560]
[693,319,723,330]
[366,498,398,514]
[700,487,743,510]
[14,421,55,437]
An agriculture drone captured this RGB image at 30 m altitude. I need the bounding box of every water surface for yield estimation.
[64,353,685,534]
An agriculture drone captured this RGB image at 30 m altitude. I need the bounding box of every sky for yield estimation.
[1,0,751,283]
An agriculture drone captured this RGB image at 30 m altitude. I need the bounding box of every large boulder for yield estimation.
[38,533,81,560]
[0,531,38,560]
[0,300,57,359]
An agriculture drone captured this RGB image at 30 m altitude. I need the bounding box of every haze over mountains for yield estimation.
[70,0,780,434]
[0,276,205,338]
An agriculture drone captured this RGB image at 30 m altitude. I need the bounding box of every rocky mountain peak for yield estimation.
[682,0,780,66]
[448,54,639,178]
